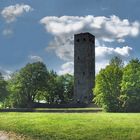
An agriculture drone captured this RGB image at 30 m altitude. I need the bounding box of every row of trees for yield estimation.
[0,62,74,108]
[94,57,140,112]
[1,57,140,112]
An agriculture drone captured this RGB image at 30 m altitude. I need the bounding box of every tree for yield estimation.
[0,73,8,104]
[7,72,26,108]
[121,59,140,112]
[42,70,57,103]
[8,62,49,107]
[55,74,74,103]
[63,74,74,103]
[94,57,123,112]
[43,73,74,104]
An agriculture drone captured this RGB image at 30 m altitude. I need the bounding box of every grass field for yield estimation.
[0,112,140,140]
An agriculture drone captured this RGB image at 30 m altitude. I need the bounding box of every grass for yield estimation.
[0,112,140,140]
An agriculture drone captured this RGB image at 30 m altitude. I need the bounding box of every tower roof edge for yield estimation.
[74,32,95,38]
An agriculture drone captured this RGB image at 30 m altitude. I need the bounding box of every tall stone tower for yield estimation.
[74,32,95,104]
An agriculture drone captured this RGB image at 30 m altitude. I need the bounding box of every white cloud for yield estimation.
[95,45,133,73]
[28,55,43,62]
[58,62,74,75]
[40,15,140,42]
[58,45,133,75]
[0,67,12,80]
[40,15,136,74]
[1,4,33,23]
[46,36,74,61]
[96,45,132,62]
[40,15,138,62]
[96,61,108,74]
[2,28,13,36]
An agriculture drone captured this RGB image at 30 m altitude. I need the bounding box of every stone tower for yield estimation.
[74,32,95,104]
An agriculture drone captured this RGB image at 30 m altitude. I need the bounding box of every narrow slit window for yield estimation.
[83,38,86,41]
[83,72,85,76]
[78,56,80,60]
[77,39,80,42]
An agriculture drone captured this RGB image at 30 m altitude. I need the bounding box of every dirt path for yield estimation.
[0,131,31,140]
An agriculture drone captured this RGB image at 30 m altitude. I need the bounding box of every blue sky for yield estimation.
[0,0,140,78]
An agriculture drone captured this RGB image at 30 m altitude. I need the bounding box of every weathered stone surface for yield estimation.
[74,32,95,104]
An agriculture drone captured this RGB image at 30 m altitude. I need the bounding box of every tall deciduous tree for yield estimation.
[0,73,8,103]
[8,62,49,107]
[121,59,140,112]
[94,57,123,112]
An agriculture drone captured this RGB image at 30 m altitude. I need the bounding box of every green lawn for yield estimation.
[0,112,140,140]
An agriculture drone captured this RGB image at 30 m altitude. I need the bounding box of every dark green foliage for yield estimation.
[121,59,140,112]
[7,62,49,107]
[0,73,8,104]
[5,63,74,108]
[44,73,74,104]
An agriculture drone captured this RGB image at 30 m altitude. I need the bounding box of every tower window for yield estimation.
[77,39,80,42]
[83,38,86,41]
[78,56,80,60]
[89,38,94,43]
[83,72,85,76]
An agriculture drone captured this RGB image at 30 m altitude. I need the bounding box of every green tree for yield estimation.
[63,74,74,103]
[55,74,74,103]
[0,73,8,106]
[6,72,21,108]
[94,57,123,112]
[8,62,49,107]
[121,59,140,112]
[43,70,58,103]
[44,73,74,104]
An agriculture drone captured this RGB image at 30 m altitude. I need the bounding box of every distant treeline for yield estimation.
[1,57,140,112]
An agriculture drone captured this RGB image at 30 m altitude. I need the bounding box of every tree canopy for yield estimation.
[94,57,123,112]
[121,59,140,112]
[0,73,8,103]
[5,62,74,108]
[8,62,49,107]
[94,57,140,112]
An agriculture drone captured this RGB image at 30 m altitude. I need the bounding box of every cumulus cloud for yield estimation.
[40,15,138,61]
[58,62,74,75]
[40,15,137,74]
[96,45,132,61]
[28,55,43,62]
[2,28,13,36]
[0,67,12,80]
[58,45,133,75]
[1,4,33,23]
[40,15,140,42]
[95,45,133,73]
[46,36,74,61]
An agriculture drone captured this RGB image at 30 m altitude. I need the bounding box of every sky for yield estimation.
[0,0,140,79]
